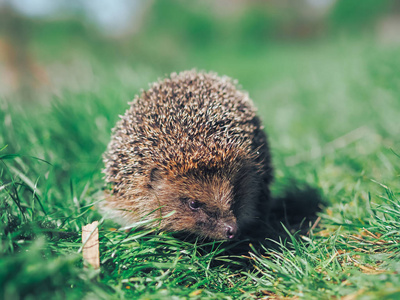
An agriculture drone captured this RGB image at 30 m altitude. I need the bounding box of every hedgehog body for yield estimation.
[103,70,272,240]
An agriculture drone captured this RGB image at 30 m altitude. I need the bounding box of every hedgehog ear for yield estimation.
[149,168,163,183]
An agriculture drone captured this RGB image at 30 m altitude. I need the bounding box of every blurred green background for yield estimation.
[1,0,399,95]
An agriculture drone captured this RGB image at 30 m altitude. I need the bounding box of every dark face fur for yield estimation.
[149,168,239,240]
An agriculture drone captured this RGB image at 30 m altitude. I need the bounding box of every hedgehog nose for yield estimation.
[225,223,238,239]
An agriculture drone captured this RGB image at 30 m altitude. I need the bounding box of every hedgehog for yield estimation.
[102,70,272,240]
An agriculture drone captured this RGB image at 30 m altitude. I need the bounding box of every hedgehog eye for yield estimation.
[188,200,201,211]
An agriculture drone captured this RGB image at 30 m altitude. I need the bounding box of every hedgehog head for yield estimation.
[148,166,240,240]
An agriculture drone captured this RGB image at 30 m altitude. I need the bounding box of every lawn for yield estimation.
[1,9,400,299]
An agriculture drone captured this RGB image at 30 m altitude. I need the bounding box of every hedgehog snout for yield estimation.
[225,222,238,239]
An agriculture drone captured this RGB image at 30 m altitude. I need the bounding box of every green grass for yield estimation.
[1,35,400,299]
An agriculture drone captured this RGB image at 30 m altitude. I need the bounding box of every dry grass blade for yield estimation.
[82,221,100,269]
